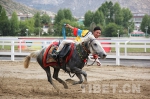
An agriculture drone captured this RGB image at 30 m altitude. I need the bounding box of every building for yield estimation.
[131,13,146,30]
[8,13,33,21]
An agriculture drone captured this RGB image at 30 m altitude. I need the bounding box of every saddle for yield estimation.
[59,43,71,59]
[43,42,74,69]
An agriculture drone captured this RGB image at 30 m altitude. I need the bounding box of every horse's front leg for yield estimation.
[71,67,87,85]
[53,68,68,89]
[73,73,83,85]
[81,70,87,84]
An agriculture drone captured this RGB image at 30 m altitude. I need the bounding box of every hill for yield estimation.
[108,0,150,14]
[1,0,150,17]
[12,0,106,17]
[0,0,40,15]
[12,0,150,17]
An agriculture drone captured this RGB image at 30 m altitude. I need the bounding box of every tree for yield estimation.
[122,8,133,28]
[54,9,65,24]
[54,19,73,36]
[34,12,41,27]
[19,21,28,36]
[83,1,134,37]
[19,18,35,36]
[93,11,102,24]
[98,1,113,24]
[104,23,120,37]
[26,18,35,34]
[63,9,73,20]
[0,5,11,36]
[84,10,94,27]
[140,14,150,34]
[53,9,77,36]
[47,24,54,36]
[98,1,109,17]
[41,13,51,25]
[113,2,123,25]
[10,12,19,36]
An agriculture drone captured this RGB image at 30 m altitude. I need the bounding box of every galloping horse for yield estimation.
[24,34,107,92]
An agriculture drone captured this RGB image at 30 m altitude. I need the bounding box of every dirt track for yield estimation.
[0,61,150,99]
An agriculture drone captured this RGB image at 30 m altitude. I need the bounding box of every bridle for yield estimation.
[82,39,101,66]
[82,38,96,54]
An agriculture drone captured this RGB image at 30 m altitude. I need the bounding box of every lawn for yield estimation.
[108,43,150,53]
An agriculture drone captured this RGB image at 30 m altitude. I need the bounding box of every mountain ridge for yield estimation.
[0,0,40,15]
[1,0,150,17]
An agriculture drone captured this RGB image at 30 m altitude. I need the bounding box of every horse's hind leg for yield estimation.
[43,67,60,92]
[53,68,68,89]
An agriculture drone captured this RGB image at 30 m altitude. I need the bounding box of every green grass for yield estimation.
[111,47,150,53]
[110,43,150,53]
[0,45,18,50]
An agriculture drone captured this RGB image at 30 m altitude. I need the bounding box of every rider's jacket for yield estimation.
[73,27,92,42]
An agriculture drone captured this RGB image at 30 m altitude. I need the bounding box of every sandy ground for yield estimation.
[0,61,150,99]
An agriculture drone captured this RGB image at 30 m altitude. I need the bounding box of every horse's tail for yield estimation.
[24,50,39,68]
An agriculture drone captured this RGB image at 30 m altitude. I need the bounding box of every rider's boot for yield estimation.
[51,52,59,60]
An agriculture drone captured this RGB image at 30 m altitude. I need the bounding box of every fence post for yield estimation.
[125,41,129,56]
[2,41,4,49]
[44,41,47,48]
[11,40,15,61]
[116,42,120,65]
[145,43,147,52]
[19,40,22,53]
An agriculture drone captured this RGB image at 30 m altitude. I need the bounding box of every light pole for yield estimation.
[117,30,120,38]
[128,27,129,36]
[26,29,28,36]
[145,26,148,36]
[39,28,43,37]
[39,28,41,37]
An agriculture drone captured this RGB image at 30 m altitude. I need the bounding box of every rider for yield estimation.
[51,24,101,59]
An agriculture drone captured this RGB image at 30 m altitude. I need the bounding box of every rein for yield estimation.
[81,38,96,54]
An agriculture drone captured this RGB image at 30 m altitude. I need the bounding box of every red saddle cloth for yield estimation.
[43,42,74,68]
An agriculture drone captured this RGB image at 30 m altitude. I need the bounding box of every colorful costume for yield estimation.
[57,28,92,52]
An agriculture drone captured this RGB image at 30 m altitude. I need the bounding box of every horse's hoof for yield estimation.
[65,79,75,84]
[81,84,86,89]
[57,89,62,94]
[65,78,72,81]
[72,81,80,85]
[83,81,88,84]
[64,85,68,89]
[72,82,77,85]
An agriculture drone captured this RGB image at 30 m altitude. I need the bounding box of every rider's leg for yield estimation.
[51,40,75,59]
[56,40,75,52]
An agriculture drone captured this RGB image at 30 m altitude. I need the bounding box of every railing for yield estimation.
[0,37,150,65]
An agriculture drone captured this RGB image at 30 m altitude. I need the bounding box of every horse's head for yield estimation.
[82,34,107,59]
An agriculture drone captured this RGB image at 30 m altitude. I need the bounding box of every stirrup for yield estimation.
[51,52,59,59]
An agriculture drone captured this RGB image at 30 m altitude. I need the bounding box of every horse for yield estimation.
[23,34,107,92]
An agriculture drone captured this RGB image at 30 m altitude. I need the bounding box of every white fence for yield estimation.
[0,37,150,65]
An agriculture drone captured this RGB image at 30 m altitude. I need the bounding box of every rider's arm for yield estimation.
[66,24,89,37]
[66,24,74,30]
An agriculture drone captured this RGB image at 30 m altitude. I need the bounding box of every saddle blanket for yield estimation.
[43,42,75,68]
[43,42,59,67]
